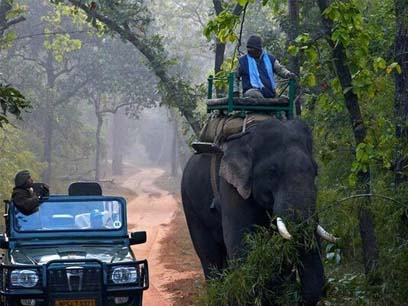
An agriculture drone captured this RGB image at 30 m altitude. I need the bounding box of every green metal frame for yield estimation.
[207,72,296,119]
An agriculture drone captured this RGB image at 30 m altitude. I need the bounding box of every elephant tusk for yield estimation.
[316,224,339,243]
[276,217,293,240]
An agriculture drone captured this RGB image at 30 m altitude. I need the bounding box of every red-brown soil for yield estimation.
[107,165,204,306]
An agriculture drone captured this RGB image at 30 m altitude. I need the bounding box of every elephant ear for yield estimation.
[219,136,252,199]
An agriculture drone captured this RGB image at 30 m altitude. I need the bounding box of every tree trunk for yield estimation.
[214,42,226,76]
[95,112,103,182]
[0,1,11,32]
[213,0,225,77]
[42,112,53,184]
[42,51,56,184]
[0,0,25,36]
[66,0,202,136]
[287,0,301,116]
[213,3,226,97]
[394,0,408,185]
[170,116,179,177]
[112,112,124,175]
[94,94,103,182]
[212,1,243,97]
[317,0,379,278]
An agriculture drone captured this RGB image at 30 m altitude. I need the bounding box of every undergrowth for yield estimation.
[195,220,317,306]
[194,204,408,305]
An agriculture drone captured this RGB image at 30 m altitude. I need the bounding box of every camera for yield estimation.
[33,183,49,199]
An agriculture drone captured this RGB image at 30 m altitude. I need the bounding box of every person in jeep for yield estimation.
[11,170,49,215]
[234,35,297,98]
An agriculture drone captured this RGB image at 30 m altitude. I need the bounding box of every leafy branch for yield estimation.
[52,0,202,135]
[0,84,31,128]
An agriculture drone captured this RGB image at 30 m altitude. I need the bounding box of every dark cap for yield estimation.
[247,35,263,51]
[15,170,31,187]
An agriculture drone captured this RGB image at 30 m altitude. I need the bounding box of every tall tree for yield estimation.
[0,0,29,127]
[316,0,379,277]
[394,0,408,184]
[212,1,243,76]
[287,0,301,115]
[111,111,125,175]
[56,0,202,135]
[80,37,157,181]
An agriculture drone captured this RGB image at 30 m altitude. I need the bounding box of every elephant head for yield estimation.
[219,119,336,242]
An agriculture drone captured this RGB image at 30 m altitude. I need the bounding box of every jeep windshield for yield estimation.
[14,200,123,232]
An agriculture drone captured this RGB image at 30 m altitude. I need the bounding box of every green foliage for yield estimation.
[0,0,28,50]
[323,272,369,305]
[43,33,82,62]
[196,220,317,306]
[201,0,408,304]
[0,126,45,201]
[0,84,31,128]
[0,2,31,128]
[290,0,398,190]
[204,10,240,43]
[213,56,238,91]
[0,30,16,49]
[160,77,206,115]
[41,4,85,62]
[316,192,408,305]
[322,0,395,100]
[5,2,27,20]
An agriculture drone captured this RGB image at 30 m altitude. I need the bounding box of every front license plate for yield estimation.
[55,299,96,306]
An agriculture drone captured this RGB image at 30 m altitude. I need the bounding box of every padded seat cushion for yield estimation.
[207,96,289,107]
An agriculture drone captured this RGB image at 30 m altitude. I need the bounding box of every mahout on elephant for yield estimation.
[181,118,336,306]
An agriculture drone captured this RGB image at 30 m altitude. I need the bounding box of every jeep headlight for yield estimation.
[10,270,39,288]
[111,266,137,284]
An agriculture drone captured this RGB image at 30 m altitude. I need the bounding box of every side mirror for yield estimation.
[129,231,147,245]
[0,233,8,249]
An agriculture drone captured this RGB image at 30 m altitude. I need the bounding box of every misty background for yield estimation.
[2,1,408,304]
[0,0,215,196]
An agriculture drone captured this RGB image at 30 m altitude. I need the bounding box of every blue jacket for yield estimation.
[238,53,276,98]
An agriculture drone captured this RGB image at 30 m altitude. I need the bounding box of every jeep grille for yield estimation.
[47,262,102,293]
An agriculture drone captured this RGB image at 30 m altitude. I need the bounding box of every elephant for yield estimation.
[181,118,336,306]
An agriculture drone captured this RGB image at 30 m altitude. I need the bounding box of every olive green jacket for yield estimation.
[11,187,40,215]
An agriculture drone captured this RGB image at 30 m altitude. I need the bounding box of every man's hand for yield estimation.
[288,72,298,80]
[39,184,50,199]
[42,184,50,193]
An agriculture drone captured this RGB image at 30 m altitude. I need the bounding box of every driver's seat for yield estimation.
[68,182,102,196]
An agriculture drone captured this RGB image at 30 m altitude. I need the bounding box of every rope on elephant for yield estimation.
[210,154,222,203]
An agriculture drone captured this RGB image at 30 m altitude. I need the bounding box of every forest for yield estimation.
[0,0,407,305]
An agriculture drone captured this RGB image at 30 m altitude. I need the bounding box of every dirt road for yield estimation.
[119,166,202,306]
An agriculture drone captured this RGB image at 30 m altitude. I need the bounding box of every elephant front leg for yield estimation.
[219,179,269,259]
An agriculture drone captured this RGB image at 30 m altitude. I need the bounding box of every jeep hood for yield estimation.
[10,245,135,265]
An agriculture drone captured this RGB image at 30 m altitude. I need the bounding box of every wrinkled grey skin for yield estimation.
[181,119,325,306]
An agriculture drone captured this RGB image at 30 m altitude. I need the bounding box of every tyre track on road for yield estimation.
[120,167,178,306]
